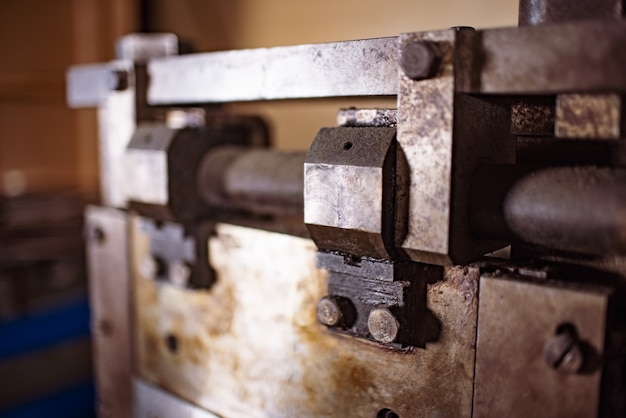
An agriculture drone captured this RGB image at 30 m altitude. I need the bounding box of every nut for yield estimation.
[399,40,440,81]
[368,308,400,344]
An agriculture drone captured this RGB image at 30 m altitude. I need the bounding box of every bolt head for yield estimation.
[317,296,343,327]
[368,308,399,344]
[400,41,440,81]
[543,329,583,374]
[559,345,583,374]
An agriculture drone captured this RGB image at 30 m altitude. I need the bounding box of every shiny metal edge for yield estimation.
[134,378,220,418]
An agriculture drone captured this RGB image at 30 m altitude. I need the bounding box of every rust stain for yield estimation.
[133,224,479,417]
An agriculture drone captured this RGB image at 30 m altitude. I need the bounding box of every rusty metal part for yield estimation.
[367,308,400,344]
[519,0,623,26]
[555,94,624,139]
[473,273,610,417]
[316,295,355,328]
[397,28,515,265]
[459,20,626,95]
[470,165,626,256]
[133,223,479,417]
[147,37,398,104]
[511,97,555,137]
[337,108,397,128]
[318,251,442,348]
[198,146,304,217]
[304,127,400,259]
[399,40,440,80]
[85,206,133,418]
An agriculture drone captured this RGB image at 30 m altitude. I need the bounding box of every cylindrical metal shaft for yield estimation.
[198,146,305,217]
[471,165,626,256]
[200,146,626,256]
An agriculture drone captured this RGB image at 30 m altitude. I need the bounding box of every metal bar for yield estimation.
[85,206,133,418]
[147,37,398,104]
[470,165,626,255]
[198,146,305,217]
[465,20,626,94]
[518,0,623,26]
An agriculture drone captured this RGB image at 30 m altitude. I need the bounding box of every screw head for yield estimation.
[543,326,584,374]
[400,41,440,80]
[368,308,400,344]
[317,296,343,327]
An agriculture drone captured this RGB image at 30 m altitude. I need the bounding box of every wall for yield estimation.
[0,0,138,199]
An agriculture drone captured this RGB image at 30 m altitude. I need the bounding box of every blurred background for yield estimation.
[0,0,517,416]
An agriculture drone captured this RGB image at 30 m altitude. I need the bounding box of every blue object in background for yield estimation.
[0,298,96,418]
[0,299,91,361]
[0,382,95,418]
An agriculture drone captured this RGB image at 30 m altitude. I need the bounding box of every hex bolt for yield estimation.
[399,40,441,80]
[108,69,129,91]
[316,295,356,328]
[543,324,584,374]
[368,308,400,344]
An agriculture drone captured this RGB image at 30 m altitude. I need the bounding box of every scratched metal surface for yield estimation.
[132,223,479,417]
[147,37,398,104]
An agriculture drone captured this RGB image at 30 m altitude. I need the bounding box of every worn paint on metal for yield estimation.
[133,223,479,417]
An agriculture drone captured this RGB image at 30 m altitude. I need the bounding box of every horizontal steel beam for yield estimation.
[69,21,626,106]
[464,20,626,94]
[147,37,399,104]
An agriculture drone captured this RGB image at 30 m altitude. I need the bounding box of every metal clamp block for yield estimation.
[304,127,401,259]
[125,122,263,222]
